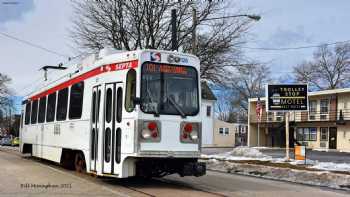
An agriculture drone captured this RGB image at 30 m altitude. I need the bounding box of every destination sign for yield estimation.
[144,63,188,75]
[266,84,308,111]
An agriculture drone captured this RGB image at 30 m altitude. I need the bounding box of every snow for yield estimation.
[202,147,273,161]
[202,147,350,173]
[310,162,350,172]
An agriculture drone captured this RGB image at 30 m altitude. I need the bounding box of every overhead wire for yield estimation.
[0,31,70,58]
[240,40,350,51]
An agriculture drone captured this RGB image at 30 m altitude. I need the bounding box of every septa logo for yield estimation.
[150,52,161,62]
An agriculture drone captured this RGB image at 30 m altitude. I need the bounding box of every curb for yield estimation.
[205,159,350,191]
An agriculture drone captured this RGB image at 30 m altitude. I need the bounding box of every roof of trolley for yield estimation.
[22,49,201,101]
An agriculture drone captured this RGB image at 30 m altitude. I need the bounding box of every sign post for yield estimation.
[266,84,308,161]
[285,112,290,160]
[256,97,262,147]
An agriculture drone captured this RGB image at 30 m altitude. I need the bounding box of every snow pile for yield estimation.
[310,162,350,172]
[202,147,273,161]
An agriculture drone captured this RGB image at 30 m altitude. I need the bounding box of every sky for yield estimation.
[1,0,350,113]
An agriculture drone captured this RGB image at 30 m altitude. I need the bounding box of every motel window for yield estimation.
[69,82,84,119]
[31,100,38,124]
[46,92,57,122]
[310,127,317,141]
[320,127,328,141]
[224,128,229,135]
[320,99,329,114]
[276,112,284,116]
[25,102,31,125]
[296,128,303,141]
[207,106,211,117]
[125,69,136,112]
[56,88,69,121]
[219,128,223,134]
[38,96,47,123]
[303,128,310,141]
[309,100,317,113]
[296,127,317,141]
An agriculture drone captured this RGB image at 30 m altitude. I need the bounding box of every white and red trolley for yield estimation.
[20,49,205,178]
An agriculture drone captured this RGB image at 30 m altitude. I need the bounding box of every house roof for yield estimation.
[201,82,217,100]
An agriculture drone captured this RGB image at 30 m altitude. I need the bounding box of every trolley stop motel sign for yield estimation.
[266,84,308,111]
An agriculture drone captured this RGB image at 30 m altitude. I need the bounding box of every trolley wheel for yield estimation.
[74,152,86,173]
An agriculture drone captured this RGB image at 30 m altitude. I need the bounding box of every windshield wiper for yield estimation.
[167,95,186,118]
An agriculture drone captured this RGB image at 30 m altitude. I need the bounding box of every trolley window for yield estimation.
[31,100,38,124]
[56,88,69,121]
[125,69,136,112]
[105,88,112,123]
[141,62,199,116]
[25,102,31,125]
[46,92,57,122]
[104,128,111,162]
[92,91,96,123]
[38,96,47,123]
[116,87,122,123]
[69,82,84,119]
[20,112,23,128]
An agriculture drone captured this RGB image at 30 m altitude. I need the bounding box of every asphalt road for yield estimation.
[202,147,350,163]
[0,147,349,197]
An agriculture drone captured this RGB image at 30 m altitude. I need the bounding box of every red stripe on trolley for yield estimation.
[30,60,138,100]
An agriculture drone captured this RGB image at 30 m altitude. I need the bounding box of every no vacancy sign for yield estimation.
[266,84,308,111]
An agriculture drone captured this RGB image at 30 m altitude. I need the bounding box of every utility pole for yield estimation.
[192,7,197,54]
[171,9,178,51]
[8,106,11,135]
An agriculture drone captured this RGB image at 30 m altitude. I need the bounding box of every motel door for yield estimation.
[329,127,337,149]
[90,85,102,172]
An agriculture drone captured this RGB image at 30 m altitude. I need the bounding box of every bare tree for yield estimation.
[0,73,12,112]
[70,0,253,83]
[229,63,271,112]
[293,43,350,90]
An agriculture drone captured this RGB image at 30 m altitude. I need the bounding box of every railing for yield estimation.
[250,109,350,123]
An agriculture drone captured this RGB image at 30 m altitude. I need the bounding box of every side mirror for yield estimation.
[132,97,141,105]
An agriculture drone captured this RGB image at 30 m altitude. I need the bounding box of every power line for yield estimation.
[241,40,350,51]
[0,31,70,58]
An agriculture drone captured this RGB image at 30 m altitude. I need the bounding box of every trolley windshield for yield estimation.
[141,62,199,116]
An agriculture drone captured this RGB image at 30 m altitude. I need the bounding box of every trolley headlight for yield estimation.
[190,131,198,140]
[180,122,200,143]
[141,129,152,139]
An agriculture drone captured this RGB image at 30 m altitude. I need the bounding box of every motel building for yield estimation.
[248,88,350,152]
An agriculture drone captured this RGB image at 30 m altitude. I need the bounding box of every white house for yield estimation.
[201,82,217,147]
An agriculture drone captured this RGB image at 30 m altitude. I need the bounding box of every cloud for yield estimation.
[0,0,74,97]
[0,0,35,24]
[262,26,313,48]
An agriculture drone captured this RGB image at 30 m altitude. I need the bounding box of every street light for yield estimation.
[202,14,261,22]
[191,11,261,53]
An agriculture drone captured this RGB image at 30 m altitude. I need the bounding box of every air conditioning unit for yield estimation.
[276,117,282,121]
[309,115,315,120]
[320,142,327,148]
